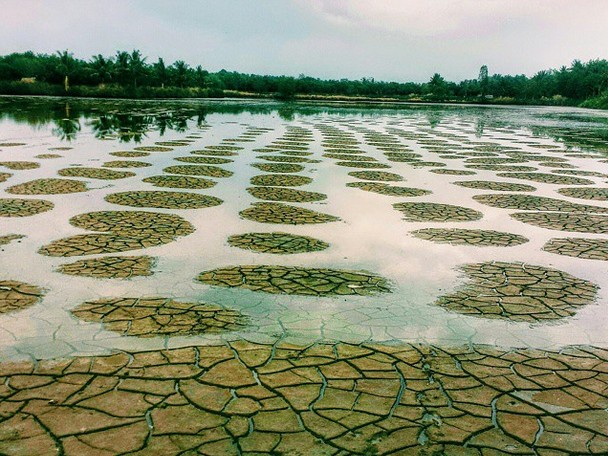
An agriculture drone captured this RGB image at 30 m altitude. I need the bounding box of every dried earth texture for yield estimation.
[191,149,239,157]
[0,161,40,170]
[347,182,431,197]
[142,175,217,189]
[6,178,88,195]
[466,165,538,172]
[429,169,477,176]
[335,161,391,169]
[58,167,136,180]
[71,297,246,337]
[247,187,327,203]
[197,265,391,296]
[164,165,233,178]
[38,211,195,257]
[453,181,536,192]
[496,172,594,186]
[411,228,529,247]
[512,212,608,234]
[558,187,608,201]
[175,156,233,165]
[0,341,605,454]
[57,255,156,279]
[249,174,313,187]
[393,202,483,222]
[133,145,173,152]
[348,171,404,182]
[0,280,44,314]
[473,194,608,214]
[227,232,329,254]
[435,261,598,322]
[0,198,54,217]
[251,163,305,174]
[103,160,152,169]
[543,238,608,261]
[0,234,24,247]
[240,202,340,225]
[110,151,150,158]
[105,191,223,210]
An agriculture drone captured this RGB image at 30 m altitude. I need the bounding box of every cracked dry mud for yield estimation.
[227,232,329,254]
[0,234,24,247]
[247,187,327,203]
[133,145,173,152]
[142,175,217,189]
[191,149,239,157]
[473,194,608,214]
[57,255,156,279]
[105,191,223,210]
[430,169,477,176]
[0,198,54,217]
[411,228,529,247]
[453,180,536,192]
[251,163,305,174]
[512,212,608,234]
[102,160,152,169]
[5,178,88,195]
[174,156,233,165]
[543,238,608,261]
[71,297,247,337]
[240,202,340,225]
[38,211,195,257]
[249,174,313,187]
[197,265,391,296]
[347,182,431,197]
[347,171,403,182]
[465,164,538,172]
[435,261,598,322]
[558,187,608,201]
[110,151,150,158]
[0,341,606,455]
[393,202,483,222]
[0,161,40,170]
[495,172,594,186]
[163,165,233,178]
[335,161,391,169]
[0,280,44,314]
[58,167,136,180]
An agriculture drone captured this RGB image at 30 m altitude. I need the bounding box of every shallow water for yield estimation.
[1,96,608,360]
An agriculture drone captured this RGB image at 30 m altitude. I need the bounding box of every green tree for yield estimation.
[114,51,130,85]
[428,73,448,99]
[173,60,189,88]
[90,54,113,84]
[195,65,208,88]
[154,58,168,88]
[129,50,147,88]
[478,65,489,98]
[56,50,74,92]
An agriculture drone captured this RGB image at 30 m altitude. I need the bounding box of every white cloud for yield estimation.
[298,0,588,37]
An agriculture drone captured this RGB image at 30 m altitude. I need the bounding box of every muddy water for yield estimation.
[1,97,608,360]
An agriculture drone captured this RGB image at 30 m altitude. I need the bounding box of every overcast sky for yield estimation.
[2,0,607,82]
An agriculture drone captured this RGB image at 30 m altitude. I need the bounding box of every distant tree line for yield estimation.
[0,50,607,107]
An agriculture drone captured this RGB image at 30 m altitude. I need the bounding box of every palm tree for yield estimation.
[195,65,208,88]
[56,50,73,92]
[173,60,189,88]
[114,51,130,85]
[90,54,113,85]
[130,50,147,88]
[154,58,168,88]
